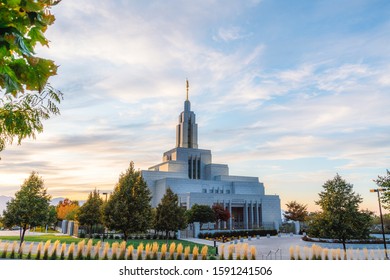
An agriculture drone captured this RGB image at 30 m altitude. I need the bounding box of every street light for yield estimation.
[370,188,388,260]
[101,192,108,242]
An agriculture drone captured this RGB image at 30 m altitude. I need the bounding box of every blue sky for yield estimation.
[1,0,390,213]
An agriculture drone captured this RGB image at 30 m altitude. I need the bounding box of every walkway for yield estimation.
[181,233,304,260]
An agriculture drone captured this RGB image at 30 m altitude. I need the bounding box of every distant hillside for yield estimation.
[0,196,84,215]
[0,195,12,214]
[50,197,85,206]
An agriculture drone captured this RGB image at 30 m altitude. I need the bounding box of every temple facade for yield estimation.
[141,84,282,230]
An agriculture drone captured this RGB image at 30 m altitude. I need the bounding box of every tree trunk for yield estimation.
[166,230,169,245]
[19,225,27,253]
[342,239,347,259]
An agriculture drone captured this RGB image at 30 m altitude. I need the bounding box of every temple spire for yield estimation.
[186,78,189,101]
[176,80,198,149]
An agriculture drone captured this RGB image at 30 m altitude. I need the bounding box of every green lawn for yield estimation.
[0,235,80,243]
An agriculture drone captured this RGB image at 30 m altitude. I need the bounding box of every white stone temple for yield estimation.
[142,82,282,230]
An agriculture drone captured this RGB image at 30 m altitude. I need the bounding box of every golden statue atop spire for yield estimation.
[186,78,189,101]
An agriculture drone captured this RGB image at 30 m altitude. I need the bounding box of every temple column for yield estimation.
[223,200,227,229]
[255,201,259,228]
[228,201,232,230]
[244,201,248,229]
[250,201,254,229]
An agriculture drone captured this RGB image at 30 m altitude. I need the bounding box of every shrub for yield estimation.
[94,241,101,260]
[67,243,75,260]
[219,245,225,260]
[227,245,234,260]
[176,243,183,260]
[144,244,151,260]
[119,241,126,260]
[102,243,110,260]
[35,242,43,260]
[184,246,190,260]
[201,245,208,260]
[27,242,34,259]
[137,243,144,260]
[250,246,256,260]
[76,240,85,260]
[198,229,278,240]
[1,242,9,258]
[160,244,167,260]
[169,243,176,260]
[192,246,199,260]
[9,241,17,259]
[111,242,119,260]
[85,239,93,260]
[19,242,25,259]
[60,243,66,260]
[152,242,159,260]
[42,240,51,260]
[126,245,134,260]
[50,240,60,260]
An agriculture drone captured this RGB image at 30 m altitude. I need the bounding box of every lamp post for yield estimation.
[370,188,388,259]
[101,192,108,242]
[102,192,108,202]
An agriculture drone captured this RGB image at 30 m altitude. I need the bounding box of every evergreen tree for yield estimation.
[2,172,51,247]
[374,169,390,210]
[103,162,152,240]
[284,201,308,231]
[155,188,187,238]
[307,174,373,253]
[77,189,103,237]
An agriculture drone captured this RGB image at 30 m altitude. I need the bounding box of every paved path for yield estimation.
[181,234,304,260]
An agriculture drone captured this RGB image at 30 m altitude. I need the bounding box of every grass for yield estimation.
[0,235,216,255]
[0,235,80,244]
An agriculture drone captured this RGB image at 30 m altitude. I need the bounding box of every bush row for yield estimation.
[198,229,277,239]
[79,233,177,240]
[0,240,258,260]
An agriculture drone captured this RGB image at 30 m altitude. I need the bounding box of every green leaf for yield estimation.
[15,32,34,55]
[28,26,48,46]
[0,64,22,93]
[6,0,21,9]
[24,0,43,12]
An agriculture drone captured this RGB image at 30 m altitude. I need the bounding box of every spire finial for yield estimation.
[186,78,189,101]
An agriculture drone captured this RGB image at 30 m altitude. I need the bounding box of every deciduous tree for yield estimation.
[103,162,152,240]
[186,204,215,229]
[56,198,79,221]
[2,171,51,247]
[77,189,103,237]
[0,0,62,155]
[154,188,187,238]
[374,169,390,210]
[212,204,230,229]
[307,174,373,253]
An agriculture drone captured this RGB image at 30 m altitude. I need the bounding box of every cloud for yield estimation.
[2,1,390,212]
[213,26,252,42]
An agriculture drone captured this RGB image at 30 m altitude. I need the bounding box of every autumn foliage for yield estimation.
[56,198,79,221]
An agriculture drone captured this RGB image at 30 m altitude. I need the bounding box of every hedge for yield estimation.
[198,229,277,239]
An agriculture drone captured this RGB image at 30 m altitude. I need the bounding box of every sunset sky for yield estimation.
[1,0,390,213]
